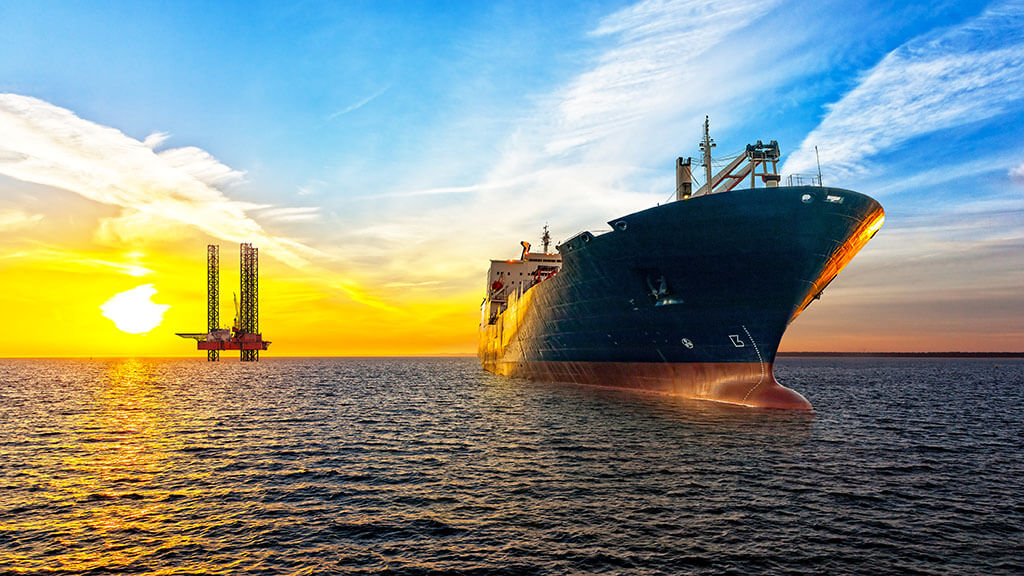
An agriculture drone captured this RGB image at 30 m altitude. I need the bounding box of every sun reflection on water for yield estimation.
[3,357,1020,574]
[11,359,202,573]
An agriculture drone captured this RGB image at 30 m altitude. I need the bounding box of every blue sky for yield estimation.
[1,0,1022,353]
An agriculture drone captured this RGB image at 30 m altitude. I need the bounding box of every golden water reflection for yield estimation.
[37,359,197,573]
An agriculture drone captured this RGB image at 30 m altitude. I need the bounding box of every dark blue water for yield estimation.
[1,357,1021,574]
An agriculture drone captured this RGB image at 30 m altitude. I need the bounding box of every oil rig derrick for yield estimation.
[207,244,220,362]
[177,243,270,361]
[239,243,259,362]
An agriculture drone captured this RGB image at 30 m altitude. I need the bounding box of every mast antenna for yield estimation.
[699,115,716,194]
[541,223,551,254]
[815,145,823,187]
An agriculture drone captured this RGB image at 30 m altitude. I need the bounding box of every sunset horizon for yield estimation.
[3,3,1023,572]
[3,1,1023,357]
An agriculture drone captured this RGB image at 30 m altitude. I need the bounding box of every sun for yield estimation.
[100,284,171,334]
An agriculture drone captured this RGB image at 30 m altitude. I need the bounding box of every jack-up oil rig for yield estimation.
[177,243,270,361]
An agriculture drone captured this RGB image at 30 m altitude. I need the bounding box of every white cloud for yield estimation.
[0,208,43,231]
[383,280,442,289]
[255,206,320,223]
[330,0,792,288]
[357,176,530,200]
[158,146,246,189]
[547,0,776,156]
[328,85,390,120]
[850,147,1024,198]
[783,1,1024,179]
[0,95,409,312]
[1011,162,1024,185]
[0,93,315,268]
[486,0,789,212]
[2,248,154,277]
[297,179,328,197]
[94,210,195,246]
[143,131,171,150]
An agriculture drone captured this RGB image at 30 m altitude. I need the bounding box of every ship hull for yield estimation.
[487,360,810,409]
[479,186,884,409]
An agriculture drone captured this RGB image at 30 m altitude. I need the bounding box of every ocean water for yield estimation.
[1,357,1021,575]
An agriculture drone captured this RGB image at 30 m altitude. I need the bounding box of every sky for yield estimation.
[1,0,1022,357]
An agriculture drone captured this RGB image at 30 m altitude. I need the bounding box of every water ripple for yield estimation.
[0,357,1021,574]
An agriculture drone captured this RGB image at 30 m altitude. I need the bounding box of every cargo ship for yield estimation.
[478,119,884,409]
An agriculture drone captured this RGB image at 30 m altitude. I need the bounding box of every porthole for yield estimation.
[614,221,628,231]
[801,194,813,203]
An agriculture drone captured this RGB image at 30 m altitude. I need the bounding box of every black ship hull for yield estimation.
[478,186,884,409]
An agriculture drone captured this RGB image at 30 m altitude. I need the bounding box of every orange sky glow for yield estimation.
[2,1,1023,357]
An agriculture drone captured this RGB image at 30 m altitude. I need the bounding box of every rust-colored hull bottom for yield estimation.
[486,360,811,410]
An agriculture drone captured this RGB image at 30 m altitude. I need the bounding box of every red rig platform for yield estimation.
[177,243,270,362]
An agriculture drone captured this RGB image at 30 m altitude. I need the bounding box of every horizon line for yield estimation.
[1,352,1023,360]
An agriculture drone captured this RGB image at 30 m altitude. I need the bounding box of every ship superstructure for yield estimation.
[478,119,884,409]
[482,228,563,327]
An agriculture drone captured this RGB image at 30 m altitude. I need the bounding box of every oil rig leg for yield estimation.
[208,244,220,362]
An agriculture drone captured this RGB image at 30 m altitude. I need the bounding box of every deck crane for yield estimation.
[677,117,782,200]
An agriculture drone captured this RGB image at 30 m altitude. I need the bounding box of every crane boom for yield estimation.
[691,138,782,198]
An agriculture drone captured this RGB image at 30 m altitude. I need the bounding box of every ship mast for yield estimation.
[699,115,715,195]
[541,224,551,254]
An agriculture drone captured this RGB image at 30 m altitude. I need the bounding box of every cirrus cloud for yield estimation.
[783,0,1024,179]
[0,208,43,231]
[1011,162,1024,185]
[0,93,315,268]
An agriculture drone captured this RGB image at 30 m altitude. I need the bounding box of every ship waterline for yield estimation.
[483,360,811,410]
